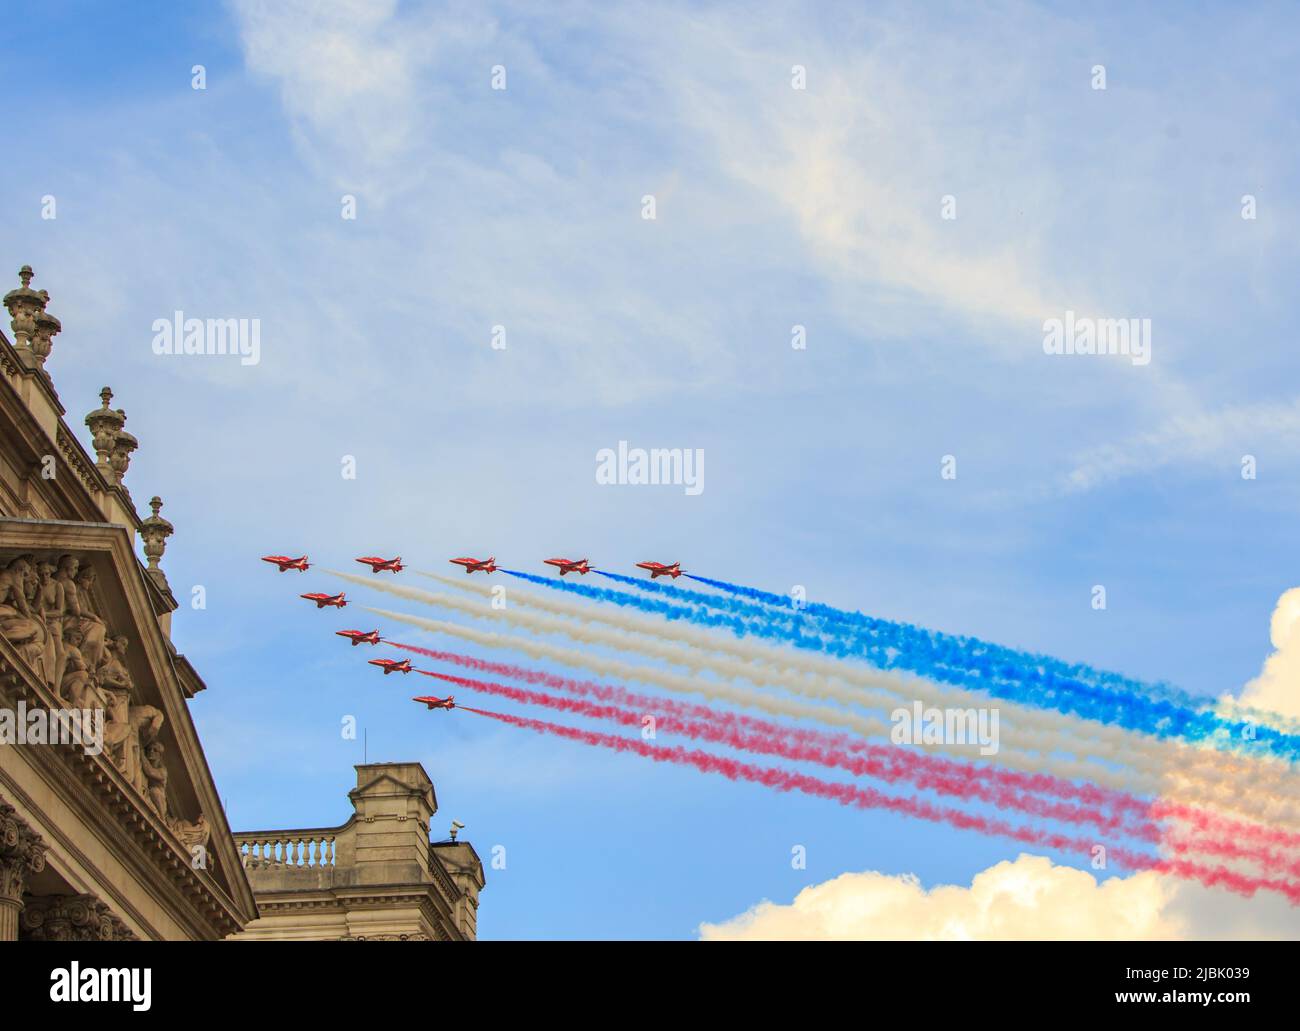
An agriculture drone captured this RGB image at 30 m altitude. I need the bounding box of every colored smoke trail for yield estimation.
[453,705,1300,903]
[573,571,1300,759]
[359,594,1155,793]
[414,572,1136,777]
[620,566,1297,748]
[408,652,1300,872]
[685,573,1300,746]
[444,572,1300,815]
[396,641,1148,819]
[416,667,1152,839]
[367,601,1300,828]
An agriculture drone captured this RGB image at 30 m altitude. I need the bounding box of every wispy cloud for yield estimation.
[1061,398,1300,493]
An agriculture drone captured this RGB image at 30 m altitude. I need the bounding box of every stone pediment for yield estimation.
[0,516,256,935]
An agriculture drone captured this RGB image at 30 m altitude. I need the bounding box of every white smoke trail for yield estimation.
[351,587,1300,829]
[362,603,1115,782]
[415,570,1300,810]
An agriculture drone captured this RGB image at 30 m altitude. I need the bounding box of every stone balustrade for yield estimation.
[236,831,338,870]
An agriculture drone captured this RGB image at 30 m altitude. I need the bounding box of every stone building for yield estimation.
[0,265,483,940]
[230,762,484,941]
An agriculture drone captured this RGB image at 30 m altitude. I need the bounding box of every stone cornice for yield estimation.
[0,377,104,525]
[53,422,109,506]
[0,333,21,379]
[250,882,469,940]
[0,324,156,535]
[427,846,461,904]
[0,328,64,417]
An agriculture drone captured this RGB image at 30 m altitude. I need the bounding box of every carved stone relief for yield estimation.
[0,551,207,852]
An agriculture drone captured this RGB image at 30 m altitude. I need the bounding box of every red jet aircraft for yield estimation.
[449,556,497,574]
[636,561,682,579]
[356,556,403,574]
[544,557,592,576]
[369,658,413,675]
[336,629,382,646]
[301,592,347,608]
[413,695,456,710]
[262,554,309,572]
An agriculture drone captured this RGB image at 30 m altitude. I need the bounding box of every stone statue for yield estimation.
[96,634,133,693]
[35,561,65,691]
[59,625,95,709]
[142,740,170,820]
[100,652,163,794]
[0,556,47,676]
[173,813,210,856]
[53,554,81,683]
[72,564,107,670]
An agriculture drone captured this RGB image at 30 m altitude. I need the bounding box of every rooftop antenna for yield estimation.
[364,728,368,765]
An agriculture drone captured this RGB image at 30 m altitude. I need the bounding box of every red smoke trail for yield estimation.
[420,668,1148,839]
[391,640,1149,817]
[455,704,1300,904]
[396,641,1300,859]
[425,667,1300,878]
[1151,799,1300,853]
[397,643,1300,847]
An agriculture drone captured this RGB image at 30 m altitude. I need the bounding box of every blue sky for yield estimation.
[5,1,1300,938]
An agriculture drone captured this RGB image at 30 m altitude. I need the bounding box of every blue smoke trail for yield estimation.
[519,571,1300,762]
[616,567,1202,720]
[687,574,1169,696]
[682,574,1207,713]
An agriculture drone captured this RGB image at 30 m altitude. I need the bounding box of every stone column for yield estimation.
[0,802,47,941]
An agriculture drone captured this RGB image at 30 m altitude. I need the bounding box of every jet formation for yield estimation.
[267,552,684,581]
[268,552,688,710]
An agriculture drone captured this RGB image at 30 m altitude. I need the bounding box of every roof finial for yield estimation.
[140,495,175,593]
[85,387,125,481]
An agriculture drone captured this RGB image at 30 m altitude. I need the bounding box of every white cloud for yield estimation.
[699,853,1300,940]
[699,855,1179,940]
[1235,586,1300,721]
[1061,399,1300,495]
[630,6,1074,336]
[230,0,491,200]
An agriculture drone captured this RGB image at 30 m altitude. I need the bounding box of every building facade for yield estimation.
[0,265,483,940]
[230,762,484,941]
